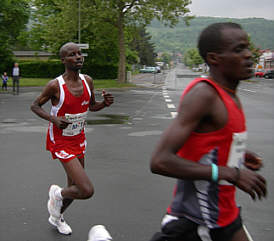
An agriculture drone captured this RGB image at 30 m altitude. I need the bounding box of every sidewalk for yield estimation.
[130,72,167,88]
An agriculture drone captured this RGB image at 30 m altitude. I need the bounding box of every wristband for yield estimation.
[211,163,218,182]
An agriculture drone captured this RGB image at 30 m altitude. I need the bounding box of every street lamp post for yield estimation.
[78,0,81,44]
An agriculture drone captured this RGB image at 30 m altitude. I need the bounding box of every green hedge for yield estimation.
[82,64,118,79]
[18,60,118,79]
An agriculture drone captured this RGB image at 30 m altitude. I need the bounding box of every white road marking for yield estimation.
[171,112,177,118]
[243,225,254,241]
[167,104,176,108]
[162,85,177,118]
[128,130,162,137]
[239,88,256,93]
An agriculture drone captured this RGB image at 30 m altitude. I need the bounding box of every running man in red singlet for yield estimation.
[31,42,114,235]
[149,23,267,241]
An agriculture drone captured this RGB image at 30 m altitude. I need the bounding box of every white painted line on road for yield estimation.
[162,85,177,118]
[167,104,176,108]
[171,112,177,118]
[239,88,256,93]
[128,130,162,137]
[243,225,254,241]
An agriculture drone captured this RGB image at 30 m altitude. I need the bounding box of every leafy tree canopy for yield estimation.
[0,0,30,72]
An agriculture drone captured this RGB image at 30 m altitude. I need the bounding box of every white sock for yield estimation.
[55,188,63,200]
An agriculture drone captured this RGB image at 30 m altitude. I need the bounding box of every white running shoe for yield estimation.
[47,185,62,218]
[49,215,72,235]
[88,225,112,241]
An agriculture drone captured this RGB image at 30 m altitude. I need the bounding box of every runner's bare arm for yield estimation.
[151,83,226,180]
[30,79,71,129]
[84,75,114,111]
[150,83,267,200]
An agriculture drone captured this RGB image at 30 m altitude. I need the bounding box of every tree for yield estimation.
[248,35,261,65]
[129,25,156,66]
[183,48,203,68]
[28,0,192,82]
[91,0,192,82]
[160,52,172,65]
[28,0,119,64]
[0,0,30,72]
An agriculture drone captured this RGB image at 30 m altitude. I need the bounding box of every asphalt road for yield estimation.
[0,67,273,241]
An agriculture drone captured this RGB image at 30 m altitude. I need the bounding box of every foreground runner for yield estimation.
[31,42,114,235]
[149,22,267,241]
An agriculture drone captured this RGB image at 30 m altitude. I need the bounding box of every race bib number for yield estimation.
[62,111,88,136]
[226,131,247,168]
[219,131,247,186]
[219,131,247,185]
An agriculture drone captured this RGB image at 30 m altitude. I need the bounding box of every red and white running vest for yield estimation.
[167,78,247,228]
[46,74,91,158]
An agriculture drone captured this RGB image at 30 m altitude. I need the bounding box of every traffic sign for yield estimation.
[76,43,89,49]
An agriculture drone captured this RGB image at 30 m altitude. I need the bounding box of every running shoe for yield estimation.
[49,214,72,235]
[88,225,112,241]
[47,184,62,218]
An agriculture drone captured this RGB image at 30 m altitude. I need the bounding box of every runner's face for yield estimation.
[63,45,83,71]
[217,28,253,81]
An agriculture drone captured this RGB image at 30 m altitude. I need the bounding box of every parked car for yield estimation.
[139,66,157,73]
[255,70,265,77]
[192,67,202,72]
[263,70,274,79]
[155,66,161,73]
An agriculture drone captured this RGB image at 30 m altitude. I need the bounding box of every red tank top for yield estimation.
[46,74,91,155]
[168,78,247,228]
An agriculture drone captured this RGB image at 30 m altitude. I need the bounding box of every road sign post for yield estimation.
[76,43,89,57]
[76,43,89,49]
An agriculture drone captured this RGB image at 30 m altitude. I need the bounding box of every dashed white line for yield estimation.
[167,104,176,108]
[239,88,256,93]
[170,112,178,118]
[163,86,177,118]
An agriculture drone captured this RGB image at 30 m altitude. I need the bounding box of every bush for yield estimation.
[0,49,14,74]
[19,60,64,78]
[18,60,118,79]
[82,64,118,80]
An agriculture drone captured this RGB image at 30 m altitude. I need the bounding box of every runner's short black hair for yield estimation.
[198,22,242,64]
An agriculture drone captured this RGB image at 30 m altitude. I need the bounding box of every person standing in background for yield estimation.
[12,63,20,95]
[1,72,8,91]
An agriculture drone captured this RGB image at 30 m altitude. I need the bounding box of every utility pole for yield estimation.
[78,0,81,43]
